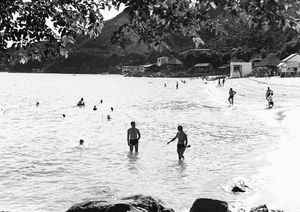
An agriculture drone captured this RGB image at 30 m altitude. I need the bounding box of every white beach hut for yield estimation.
[277,53,300,77]
[229,61,252,78]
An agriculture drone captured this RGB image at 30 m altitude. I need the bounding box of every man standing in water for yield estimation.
[127,121,141,152]
[167,125,188,160]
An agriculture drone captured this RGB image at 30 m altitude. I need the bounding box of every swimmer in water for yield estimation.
[77,98,85,106]
[79,139,84,145]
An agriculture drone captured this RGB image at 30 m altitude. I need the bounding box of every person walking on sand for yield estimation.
[127,121,141,152]
[222,77,225,86]
[267,92,274,108]
[217,78,221,87]
[176,81,179,89]
[167,125,188,160]
[228,88,236,105]
[265,87,273,100]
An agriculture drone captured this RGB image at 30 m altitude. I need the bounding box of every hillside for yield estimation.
[4,7,300,74]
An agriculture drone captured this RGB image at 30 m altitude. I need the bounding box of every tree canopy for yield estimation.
[1,0,300,64]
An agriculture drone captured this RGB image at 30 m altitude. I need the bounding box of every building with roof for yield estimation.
[157,56,169,66]
[254,53,281,75]
[229,62,252,78]
[122,65,145,75]
[277,53,300,77]
[161,58,184,72]
[192,63,213,75]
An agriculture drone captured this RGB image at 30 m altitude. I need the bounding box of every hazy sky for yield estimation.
[102,4,125,20]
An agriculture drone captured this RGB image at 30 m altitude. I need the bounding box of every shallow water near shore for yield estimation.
[0,73,298,212]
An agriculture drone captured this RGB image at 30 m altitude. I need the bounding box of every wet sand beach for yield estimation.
[204,76,300,211]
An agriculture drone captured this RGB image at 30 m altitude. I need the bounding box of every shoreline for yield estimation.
[204,76,300,212]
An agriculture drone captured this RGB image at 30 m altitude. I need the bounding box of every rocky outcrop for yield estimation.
[66,194,174,212]
[190,198,228,212]
[250,204,268,212]
[231,186,245,193]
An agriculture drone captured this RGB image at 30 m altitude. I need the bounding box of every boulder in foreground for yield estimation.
[250,204,268,212]
[190,198,228,212]
[66,194,174,212]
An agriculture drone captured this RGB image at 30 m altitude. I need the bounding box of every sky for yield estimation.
[102,5,125,20]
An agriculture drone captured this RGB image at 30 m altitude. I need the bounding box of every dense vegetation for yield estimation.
[1,0,300,74]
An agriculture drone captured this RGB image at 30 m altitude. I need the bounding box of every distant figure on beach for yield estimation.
[217,78,221,87]
[228,88,237,105]
[36,102,40,107]
[127,121,141,152]
[164,83,166,87]
[100,100,103,104]
[111,107,113,112]
[267,93,274,108]
[167,125,188,160]
[79,139,84,145]
[93,105,97,111]
[62,114,66,117]
[77,98,85,107]
[265,87,273,100]
[176,81,179,89]
[107,114,111,120]
[222,77,225,86]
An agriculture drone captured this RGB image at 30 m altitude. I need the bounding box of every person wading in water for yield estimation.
[167,125,188,160]
[127,121,141,152]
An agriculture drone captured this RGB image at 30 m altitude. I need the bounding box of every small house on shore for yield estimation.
[192,63,213,75]
[229,62,252,78]
[254,53,281,76]
[157,56,169,66]
[277,53,300,77]
[143,64,158,73]
[122,65,145,75]
[160,58,183,72]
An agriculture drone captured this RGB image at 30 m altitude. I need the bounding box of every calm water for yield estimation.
[0,73,281,212]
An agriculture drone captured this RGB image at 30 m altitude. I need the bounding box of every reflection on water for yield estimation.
[0,73,283,212]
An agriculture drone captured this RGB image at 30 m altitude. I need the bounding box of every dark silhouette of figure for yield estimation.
[77,98,85,106]
[228,88,237,105]
[93,105,97,111]
[127,121,141,152]
[167,125,188,160]
[79,139,84,145]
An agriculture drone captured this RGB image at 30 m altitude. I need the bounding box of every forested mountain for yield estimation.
[5,8,300,74]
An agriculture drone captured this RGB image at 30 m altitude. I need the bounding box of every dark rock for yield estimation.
[250,205,268,212]
[231,186,245,193]
[66,194,174,212]
[190,198,228,212]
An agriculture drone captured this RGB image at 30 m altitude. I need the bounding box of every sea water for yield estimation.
[0,73,295,212]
